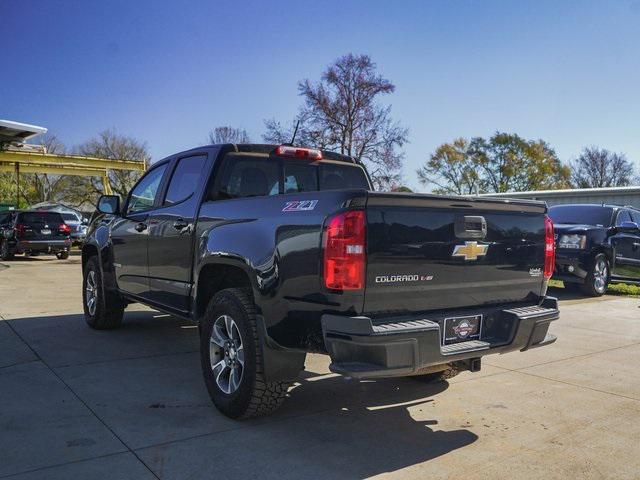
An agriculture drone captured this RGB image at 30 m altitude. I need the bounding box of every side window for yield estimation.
[616,210,632,226]
[0,212,9,224]
[164,155,206,205]
[284,163,318,193]
[127,164,168,214]
[216,157,279,199]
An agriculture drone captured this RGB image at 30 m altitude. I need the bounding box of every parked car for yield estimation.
[549,204,640,296]
[60,212,88,246]
[0,210,72,260]
[82,143,559,419]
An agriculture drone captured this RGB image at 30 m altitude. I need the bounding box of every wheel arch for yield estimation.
[194,259,255,322]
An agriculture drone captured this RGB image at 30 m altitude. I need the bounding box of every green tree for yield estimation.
[419,132,570,194]
[0,134,68,207]
[264,54,408,191]
[471,133,570,192]
[417,138,481,195]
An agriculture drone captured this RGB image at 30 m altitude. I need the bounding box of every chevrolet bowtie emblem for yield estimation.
[452,241,488,261]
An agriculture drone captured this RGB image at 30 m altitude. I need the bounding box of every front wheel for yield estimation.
[581,253,609,297]
[200,288,290,419]
[56,251,69,260]
[83,256,124,329]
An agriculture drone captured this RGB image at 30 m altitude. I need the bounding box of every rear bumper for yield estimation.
[16,239,71,253]
[321,297,559,379]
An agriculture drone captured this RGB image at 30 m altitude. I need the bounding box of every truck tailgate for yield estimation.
[364,193,547,315]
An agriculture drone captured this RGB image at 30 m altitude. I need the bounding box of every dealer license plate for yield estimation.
[443,314,482,345]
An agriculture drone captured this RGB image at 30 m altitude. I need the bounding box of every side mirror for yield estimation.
[618,221,639,232]
[97,195,120,215]
[82,217,89,225]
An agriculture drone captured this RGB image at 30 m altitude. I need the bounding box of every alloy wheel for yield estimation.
[209,315,244,394]
[85,270,98,316]
[593,258,608,293]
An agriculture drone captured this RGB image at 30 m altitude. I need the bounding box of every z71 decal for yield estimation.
[282,200,318,212]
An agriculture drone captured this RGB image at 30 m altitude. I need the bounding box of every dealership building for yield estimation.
[478,185,640,209]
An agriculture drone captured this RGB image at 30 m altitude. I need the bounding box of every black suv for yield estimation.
[549,204,640,296]
[0,210,72,260]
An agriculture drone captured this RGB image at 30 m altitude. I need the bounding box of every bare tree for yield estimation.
[208,126,251,144]
[73,129,150,203]
[571,147,635,188]
[263,54,408,190]
[15,134,68,205]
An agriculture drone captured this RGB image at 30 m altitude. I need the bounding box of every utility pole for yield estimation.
[15,162,19,208]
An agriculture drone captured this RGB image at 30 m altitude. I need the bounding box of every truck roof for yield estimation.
[177,143,358,165]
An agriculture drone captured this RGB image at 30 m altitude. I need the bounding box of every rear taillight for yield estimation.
[14,224,26,236]
[275,145,323,160]
[323,210,366,291]
[59,223,71,235]
[544,215,555,280]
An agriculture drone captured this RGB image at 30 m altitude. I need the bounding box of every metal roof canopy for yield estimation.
[0,120,146,201]
[0,119,48,144]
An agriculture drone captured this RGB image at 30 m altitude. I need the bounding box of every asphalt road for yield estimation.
[1,256,639,479]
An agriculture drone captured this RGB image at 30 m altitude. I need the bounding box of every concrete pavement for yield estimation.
[1,256,639,479]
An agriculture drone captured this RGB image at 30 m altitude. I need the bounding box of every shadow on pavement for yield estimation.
[547,285,587,301]
[4,309,478,477]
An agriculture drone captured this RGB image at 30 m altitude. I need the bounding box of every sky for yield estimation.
[2,0,640,192]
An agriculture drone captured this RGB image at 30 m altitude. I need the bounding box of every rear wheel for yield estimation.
[0,240,14,261]
[56,251,69,260]
[83,256,124,329]
[200,288,290,419]
[581,253,609,297]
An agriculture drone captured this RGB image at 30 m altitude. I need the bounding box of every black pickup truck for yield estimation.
[82,143,559,419]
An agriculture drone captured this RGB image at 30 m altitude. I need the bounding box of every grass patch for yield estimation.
[549,278,640,296]
[607,282,640,297]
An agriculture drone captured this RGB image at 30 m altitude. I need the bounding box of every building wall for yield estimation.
[479,188,640,209]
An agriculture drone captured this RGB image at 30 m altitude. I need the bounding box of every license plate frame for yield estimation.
[442,314,483,345]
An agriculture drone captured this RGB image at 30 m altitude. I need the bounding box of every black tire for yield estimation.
[83,256,124,329]
[29,252,40,257]
[413,364,459,383]
[200,288,290,419]
[56,251,69,260]
[581,253,609,297]
[0,239,14,261]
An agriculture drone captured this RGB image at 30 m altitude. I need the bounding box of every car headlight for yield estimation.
[557,234,587,249]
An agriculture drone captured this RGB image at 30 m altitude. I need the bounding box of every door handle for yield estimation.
[135,222,147,232]
[173,219,189,231]
[633,242,640,249]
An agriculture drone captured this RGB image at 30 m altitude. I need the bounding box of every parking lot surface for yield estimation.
[1,256,639,479]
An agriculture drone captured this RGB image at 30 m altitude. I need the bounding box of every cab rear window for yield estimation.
[213,154,370,200]
[320,164,369,190]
